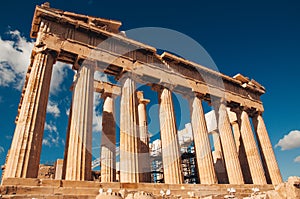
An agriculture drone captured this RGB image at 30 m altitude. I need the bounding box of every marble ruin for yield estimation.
[1,2,284,198]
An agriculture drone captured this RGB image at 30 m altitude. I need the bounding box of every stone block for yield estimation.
[40,179,61,187]
[61,180,101,188]
[2,178,40,186]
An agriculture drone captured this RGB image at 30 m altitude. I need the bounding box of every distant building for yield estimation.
[149,139,163,183]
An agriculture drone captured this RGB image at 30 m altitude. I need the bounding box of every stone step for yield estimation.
[2,195,96,199]
[1,178,275,199]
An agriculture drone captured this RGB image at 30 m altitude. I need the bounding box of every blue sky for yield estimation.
[0,0,300,181]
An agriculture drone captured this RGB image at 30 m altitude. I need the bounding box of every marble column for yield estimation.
[252,112,282,185]
[212,131,228,184]
[227,108,252,184]
[64,64,94,181]
[100,93,116,182]
[137,91,151,183]
[231,121,241,151]
[120,77,140,183]
[216,101,244,184]
[3,51,56,179]
[238,109,267,185]
[189,95,217,184]
[155,85,183,184]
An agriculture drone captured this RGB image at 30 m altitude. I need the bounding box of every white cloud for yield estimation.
[44,122,58,132]
[275,130,300,150]
[66,108,70,116]
[93,92,102,133]
[294,156,300,163]
[0,146,4,154]
[116,146,120,157]
[47,100,60,118]
[42,139,51,147]
[0,30,72,96]
[0,64,16,87]
[5,135,12,140]
[94,71,108,82]
[0,30,34,88]
[50,63,72,95]
[43,121,60,147]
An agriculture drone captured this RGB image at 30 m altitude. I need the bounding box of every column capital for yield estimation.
[151,83,175,93]
[79,59,96,70]
[252,110,264,117]
[32,48,58,61]
[94,81,121,97]
[210,97,228,108]
[118,73,139,84]
[100,91,120,100]
[229,105,257,116]
[136,91,150,105]
[151,84,164,92]
[184,91,205,102]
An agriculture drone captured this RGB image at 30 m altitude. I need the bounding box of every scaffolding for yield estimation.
[149,140,164,183]
[149,136,200,184]
[180,142,199,184]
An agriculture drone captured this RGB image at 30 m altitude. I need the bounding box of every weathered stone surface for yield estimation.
[64,64,94,181]
[266,176,300,199]
[216,102,244,184]
[96,192,122,199]
[119,78,140,183]
[4,50,55,179]
[252,113,283,185]
[189,95,217,184]
[238,109,267,185]
[228,109,252,184]
[212,131,228,184]
[101,94,117,183]
[0,178,278,198]
[54,159,64,180]
[156,86,183,184]
[137,91,151,183]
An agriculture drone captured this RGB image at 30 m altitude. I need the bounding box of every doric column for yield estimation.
[100,93,116,182]
[154,85,183,184]
[212,131,228,184]
[120,77,140,183]
[137,91,151,183]
[189,95,217,184]
[216,101,244,184]
[231,121,241,151]
[237,108,267,185]
[227,108,252,183]
[64,63,94,181]
[3,50,56,179]
[252,112,282,185]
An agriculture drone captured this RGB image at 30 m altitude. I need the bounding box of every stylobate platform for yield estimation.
[0,178,275,199]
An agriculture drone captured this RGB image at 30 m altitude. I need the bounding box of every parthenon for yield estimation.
[1,2,284,198]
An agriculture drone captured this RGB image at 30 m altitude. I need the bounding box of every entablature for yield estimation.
[30,4,265,112]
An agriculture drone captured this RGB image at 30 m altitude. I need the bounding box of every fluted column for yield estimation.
[155,85,183,184]
[212,131,229,184]
[216,101,244,184]
[64,64,94,181]
[189,95,217,184]
[231,121,241,151]
[238,109,267,185]
[252,112,282,185]
[100,93,116,182]
[137,91,151,182]
[120,77,140,183]
[227,108,252,183]
[3,51,56,179]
